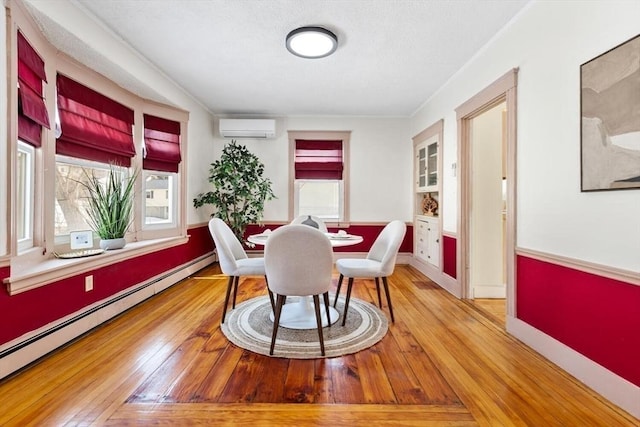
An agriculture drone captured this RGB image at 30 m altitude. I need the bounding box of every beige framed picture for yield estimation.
[580,33,640,191]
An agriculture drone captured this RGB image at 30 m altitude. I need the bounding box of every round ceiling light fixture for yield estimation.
[286,26,338,59]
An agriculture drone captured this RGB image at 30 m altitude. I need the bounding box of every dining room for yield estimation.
[1,0,638,424]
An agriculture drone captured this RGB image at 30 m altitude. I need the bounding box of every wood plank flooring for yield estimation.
[0,264,636,426]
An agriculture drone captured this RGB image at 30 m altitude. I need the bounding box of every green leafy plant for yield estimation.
[81,165,138,240]
[194,140,275,242]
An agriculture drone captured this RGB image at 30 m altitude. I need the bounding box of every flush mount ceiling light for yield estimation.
[286,26,338,59]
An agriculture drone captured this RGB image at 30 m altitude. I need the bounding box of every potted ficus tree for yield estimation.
[80,165,138,250]
[194,140,275,242]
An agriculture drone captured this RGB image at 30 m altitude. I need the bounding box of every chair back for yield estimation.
[367,220,407,277]
[208,218,248,275]
[265,225,333,296]
[291,215,329,233]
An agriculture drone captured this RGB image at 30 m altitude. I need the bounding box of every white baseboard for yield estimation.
[472,285,506,298]
[409,257,461,298]
[0,254,214,380]
[508,316,640,419]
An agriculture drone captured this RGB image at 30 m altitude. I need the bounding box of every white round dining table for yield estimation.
[247,229,363,330]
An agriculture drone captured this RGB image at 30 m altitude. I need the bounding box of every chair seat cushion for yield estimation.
[232,257,266,276]
[335,258,382,278]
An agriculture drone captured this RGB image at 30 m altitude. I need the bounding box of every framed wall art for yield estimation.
[580,33,640,191]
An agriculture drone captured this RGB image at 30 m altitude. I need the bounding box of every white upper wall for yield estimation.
[210,116,412,223]
[411,0,640,272]
[16,1,414,228]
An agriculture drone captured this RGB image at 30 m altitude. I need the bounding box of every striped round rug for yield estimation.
[221,295,389,359]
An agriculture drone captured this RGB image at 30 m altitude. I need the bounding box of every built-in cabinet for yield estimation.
[415,215,440,267]
[412,122,442,271]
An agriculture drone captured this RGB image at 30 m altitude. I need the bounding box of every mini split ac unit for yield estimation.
[218,119,276,139]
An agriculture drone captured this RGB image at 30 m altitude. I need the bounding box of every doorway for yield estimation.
[456,69,518,321]
[469,102,507,301]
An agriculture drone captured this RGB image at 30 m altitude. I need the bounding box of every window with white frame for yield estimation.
[54,74,137,246]
[290,135,349,223]
[54,156,131,241]
[141,114,181,230]
[16,30,51,253]
[10,24,187,268]
[294,180,344,221]
[143,171,177,227]
[16,141,35,252]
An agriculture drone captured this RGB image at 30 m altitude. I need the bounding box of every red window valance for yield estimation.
[56,74,135,166]
[143,114,181,173]
[295,139,343,180]
[17,31,50,147]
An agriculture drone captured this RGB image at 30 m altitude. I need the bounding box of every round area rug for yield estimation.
[221,295,388,359]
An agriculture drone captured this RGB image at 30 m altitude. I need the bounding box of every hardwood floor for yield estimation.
[0,264,635,426]
[468,298,506,329]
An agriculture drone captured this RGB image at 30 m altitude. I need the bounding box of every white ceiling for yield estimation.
[26,0,530,117]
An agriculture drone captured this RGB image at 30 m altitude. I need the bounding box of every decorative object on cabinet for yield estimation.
[421,193,438,216]
[580,33,640,191]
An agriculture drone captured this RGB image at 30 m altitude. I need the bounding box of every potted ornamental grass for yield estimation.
[81,165,138,250]
[194,140,275,243]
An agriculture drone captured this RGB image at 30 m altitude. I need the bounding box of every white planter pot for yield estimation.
[99,238,126,250]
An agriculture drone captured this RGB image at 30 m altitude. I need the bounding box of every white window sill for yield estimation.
[4,236,189,295]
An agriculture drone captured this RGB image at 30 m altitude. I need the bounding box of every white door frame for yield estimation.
[455,69,518,317]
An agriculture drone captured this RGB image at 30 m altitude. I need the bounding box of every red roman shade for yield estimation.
[143,114,181,173]
[17,31,50,147]
[56,74,135,166]
[294,139,343,180]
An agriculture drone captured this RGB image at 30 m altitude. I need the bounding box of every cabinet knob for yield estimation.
[436,239,439,243]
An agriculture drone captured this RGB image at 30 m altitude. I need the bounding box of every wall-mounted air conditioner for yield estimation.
[218,119,276,139]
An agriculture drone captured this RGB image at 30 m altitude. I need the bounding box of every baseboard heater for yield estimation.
[0,253,214,363]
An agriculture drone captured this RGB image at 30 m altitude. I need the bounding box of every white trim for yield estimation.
[508,316,640,419]
[517,247,639,287]
[409,256,460,297]
[0,254,214,380]
[472,285,506,299]
[5,235,189,295]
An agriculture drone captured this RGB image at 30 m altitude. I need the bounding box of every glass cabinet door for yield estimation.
[417,144,427,190]
[427,142,437,188]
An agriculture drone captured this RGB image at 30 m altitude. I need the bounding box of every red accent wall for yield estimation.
[443,235,457,278]
[244,223,413,254]
[0,225,213,346]
[517,255,640,387]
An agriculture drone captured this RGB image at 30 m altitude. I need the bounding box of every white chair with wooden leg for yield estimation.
[265,224,333,356]
[208,218,274,324]
[333,220,406,325]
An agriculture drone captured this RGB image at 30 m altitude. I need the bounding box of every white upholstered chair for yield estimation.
[265,224,333,356]
[333,220,406,325]
[290,215,329,233]
[208,218,274,324]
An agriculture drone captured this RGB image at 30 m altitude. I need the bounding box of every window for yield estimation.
[15,31,51,253]
[141,114,181,230]
[7,21,189,293]
[294,180,344,221]
[17,141,35,252]
[54,156,130,240]
[143,172,177,227]
[289,131,351,224]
